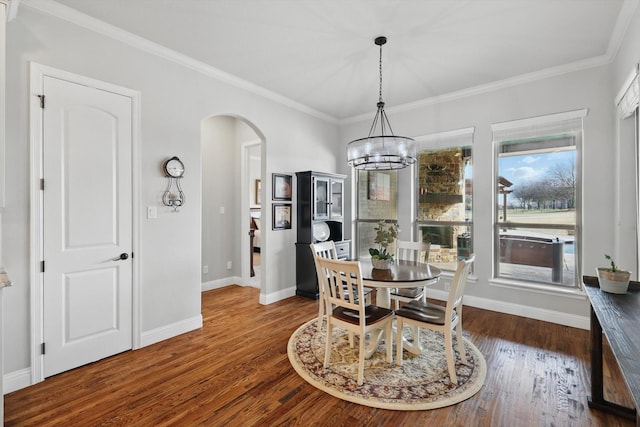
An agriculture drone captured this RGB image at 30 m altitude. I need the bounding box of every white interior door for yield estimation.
[42,75,133,377]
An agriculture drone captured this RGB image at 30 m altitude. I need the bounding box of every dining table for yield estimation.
[359,259,442,309]
[358,258,442,356]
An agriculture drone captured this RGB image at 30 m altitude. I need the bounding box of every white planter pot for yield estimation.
[596,268,631,294]
[371,258,392,270]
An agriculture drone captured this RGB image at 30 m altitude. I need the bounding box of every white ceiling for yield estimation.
[45,0,636,120]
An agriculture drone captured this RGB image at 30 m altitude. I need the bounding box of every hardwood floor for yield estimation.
[5,285,635,426]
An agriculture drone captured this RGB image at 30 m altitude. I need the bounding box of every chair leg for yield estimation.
[456,321,467,364]
[317,295,324,328]
[395,318,404,366]
[444,328,457,384]
[324,322,333,368]
[357,332,366,385]
[385,321,393,363]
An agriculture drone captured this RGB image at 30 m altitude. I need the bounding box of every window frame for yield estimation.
[491,109,586,291]
[413,127,475,272]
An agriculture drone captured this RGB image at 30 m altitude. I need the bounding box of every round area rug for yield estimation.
[287,318,486,410]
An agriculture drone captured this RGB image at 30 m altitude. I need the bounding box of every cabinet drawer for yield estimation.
[335,242,350,259]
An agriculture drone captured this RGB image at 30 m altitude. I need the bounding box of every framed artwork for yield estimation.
[254,179,261,205]
[368,171,391,201]
[273,173,292,201]
[272,204,292,230]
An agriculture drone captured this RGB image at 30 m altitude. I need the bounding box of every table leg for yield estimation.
[377,288,391,308]
[587,306,637,421]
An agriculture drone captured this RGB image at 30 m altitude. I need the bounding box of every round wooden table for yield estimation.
[359,259,441,309]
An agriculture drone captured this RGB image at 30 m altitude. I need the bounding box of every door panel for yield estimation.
[43,75,132,377]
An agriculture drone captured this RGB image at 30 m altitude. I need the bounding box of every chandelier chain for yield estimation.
[378,43,383,103]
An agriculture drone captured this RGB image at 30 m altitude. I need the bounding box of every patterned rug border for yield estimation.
[287,318,486,411]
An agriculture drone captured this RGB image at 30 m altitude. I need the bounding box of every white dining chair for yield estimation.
[310,241,372,328]
[395,255,475,384]
[316,257,393,385]
[389,240,431,309]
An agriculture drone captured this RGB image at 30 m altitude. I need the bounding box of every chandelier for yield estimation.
[346,36,416,170]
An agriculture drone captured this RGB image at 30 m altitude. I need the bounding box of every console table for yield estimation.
[583,275,640,425]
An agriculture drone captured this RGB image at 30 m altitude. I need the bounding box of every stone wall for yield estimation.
[417,148,467,263]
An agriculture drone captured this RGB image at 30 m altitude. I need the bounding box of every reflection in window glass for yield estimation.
[356,170,398,258]
[417,146,473,271]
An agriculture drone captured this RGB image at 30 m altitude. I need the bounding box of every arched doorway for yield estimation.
[200,115,264,295]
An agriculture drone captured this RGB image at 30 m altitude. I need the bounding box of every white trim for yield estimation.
[427,287,589,330]
[29,62,142,384]
[615,65,639,107]
[3,368,31,394]
[342,57,608,125]
[20,0,336,124]
[6,0,19,21]
[491,108,589,132]
[202,276,247,292]
[607,0,640,61]
[260,286,297,305]
[489,277,587,300]
[414,127,475,143]
[139,315,203,348]
[19,0,636,126]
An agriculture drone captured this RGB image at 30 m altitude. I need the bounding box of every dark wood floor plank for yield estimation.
[4,285,635,426]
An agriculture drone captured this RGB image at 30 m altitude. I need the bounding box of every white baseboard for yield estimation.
[139,314,203,348]
[4,368,32,394]
[202,276,243,291]
[260,286,296,305]
[5,315,204,395]
[428,289,589,330]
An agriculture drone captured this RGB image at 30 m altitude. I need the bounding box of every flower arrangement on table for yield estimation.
[369,221,399,269]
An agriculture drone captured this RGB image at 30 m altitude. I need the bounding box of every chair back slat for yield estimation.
[448,254,475,311]
[396,240,431,264]
[316,257,364,313]
[310,241,338,302]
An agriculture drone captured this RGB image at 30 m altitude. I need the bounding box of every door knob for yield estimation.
[114,253,129,261]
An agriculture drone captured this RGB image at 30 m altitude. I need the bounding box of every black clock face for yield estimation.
[164,157,184,177]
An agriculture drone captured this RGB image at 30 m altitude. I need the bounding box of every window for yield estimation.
[415,128,474,271]
[355,170,398,259]
[492,110,586,288]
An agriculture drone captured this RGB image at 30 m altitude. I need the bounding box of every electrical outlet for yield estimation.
[227,261,232,270]
[203,265,208,274]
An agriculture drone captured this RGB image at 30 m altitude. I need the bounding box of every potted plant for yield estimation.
[369,221,398,270]
[596,254,631,294]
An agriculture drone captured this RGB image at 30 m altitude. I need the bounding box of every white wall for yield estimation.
[612,4,640,274]
[339,63,617,323]
[3,6,337,389]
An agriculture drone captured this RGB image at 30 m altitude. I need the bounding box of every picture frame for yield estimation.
[272,204,292,230]
[272,173,292,201]
[254,179,261,206]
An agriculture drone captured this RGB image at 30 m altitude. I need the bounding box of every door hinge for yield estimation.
[41,343,46,355]
[40,178,45,191]
[41,260,45,273]
[38,94,45,109]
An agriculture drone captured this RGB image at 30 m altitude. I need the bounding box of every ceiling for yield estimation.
[45,0,635,121]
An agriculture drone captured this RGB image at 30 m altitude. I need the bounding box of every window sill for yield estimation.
[489,277,586,300]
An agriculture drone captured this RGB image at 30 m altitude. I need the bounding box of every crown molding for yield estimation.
[20,0,338,123]
[20,0,637,127]
[341,0,639,126]
[341,54,611,126]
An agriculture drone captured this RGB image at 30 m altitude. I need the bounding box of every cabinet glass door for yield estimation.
[314,177,329,219]
[331,180,343,218]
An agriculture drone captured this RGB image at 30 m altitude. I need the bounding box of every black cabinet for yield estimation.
[295,171,350,299]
